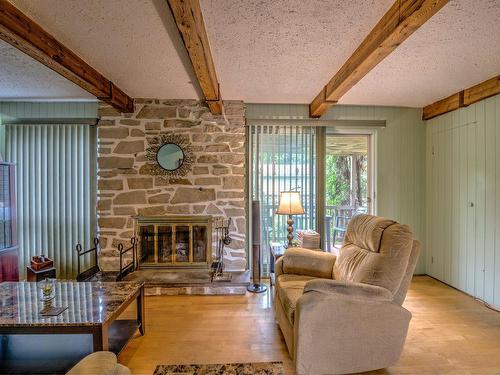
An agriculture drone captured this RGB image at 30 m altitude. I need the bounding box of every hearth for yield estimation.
[135,216,211,268]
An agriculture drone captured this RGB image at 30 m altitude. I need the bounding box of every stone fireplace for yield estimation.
[136,215,211,268]
[96,99,246,272]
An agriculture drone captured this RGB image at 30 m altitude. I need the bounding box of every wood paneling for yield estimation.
[118,277,500,375]
[247,104,426,274]
[426,93,500,309]
[167,0,222,115]
[310,0,449,118]
[0,0,133,113]
[423,73,500,120]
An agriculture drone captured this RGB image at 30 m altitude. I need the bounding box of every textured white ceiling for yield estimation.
[2,0,499,107]
[9,0,201,100]
[341,0,500,107]
[0,40,94,100]
[200,0,393,103]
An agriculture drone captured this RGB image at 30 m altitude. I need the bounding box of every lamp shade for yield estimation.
[276,191,305,215]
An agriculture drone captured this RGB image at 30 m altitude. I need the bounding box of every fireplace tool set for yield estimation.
[211,217,232,282]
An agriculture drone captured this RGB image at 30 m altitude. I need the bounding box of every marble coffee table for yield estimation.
[0,281,144,374]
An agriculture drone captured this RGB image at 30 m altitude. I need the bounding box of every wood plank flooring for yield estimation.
[119,276,500,374]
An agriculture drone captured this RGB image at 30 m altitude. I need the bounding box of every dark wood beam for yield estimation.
[310,0,449,118]
[0,0,133,113]
[423,74,500,120]
[167,0,222,115]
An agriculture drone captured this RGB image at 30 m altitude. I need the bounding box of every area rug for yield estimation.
[153,362,284,375]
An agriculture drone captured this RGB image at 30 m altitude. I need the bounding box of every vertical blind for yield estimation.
[249,125,316,274]
[6,124,97,279]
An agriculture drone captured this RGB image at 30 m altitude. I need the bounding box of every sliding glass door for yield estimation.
[249,125,316,274]
[323,133,373,252]
[249,125,374,274]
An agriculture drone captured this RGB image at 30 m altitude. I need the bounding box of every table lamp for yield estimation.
[276,191,305,247]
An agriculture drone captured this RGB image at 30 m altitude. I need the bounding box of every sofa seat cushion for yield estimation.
[276,274,316,325]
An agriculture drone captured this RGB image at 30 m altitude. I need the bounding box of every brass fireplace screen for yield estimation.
[135,216,212,268]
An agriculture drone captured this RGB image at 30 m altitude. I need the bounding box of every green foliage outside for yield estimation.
[325,155,350,206]
[325,155,368,208]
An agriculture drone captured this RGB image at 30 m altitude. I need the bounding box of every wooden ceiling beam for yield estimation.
[309,0,449,118]
[0,0,133,113]
[423,74,500,120]
[422,91,463,120]
[168,0,222,115]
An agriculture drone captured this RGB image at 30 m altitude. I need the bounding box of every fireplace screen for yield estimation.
[136,216,211,267]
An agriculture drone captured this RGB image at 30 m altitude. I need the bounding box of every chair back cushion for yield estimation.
[333,214,414,296]
[392,239,421,305]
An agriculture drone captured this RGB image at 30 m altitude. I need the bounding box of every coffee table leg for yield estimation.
[137,286,145,335]
[92,326,109,351]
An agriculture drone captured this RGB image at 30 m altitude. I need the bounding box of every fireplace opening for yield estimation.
[135,216,211,268]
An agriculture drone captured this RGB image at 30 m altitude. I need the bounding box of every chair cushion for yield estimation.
[342,214,395,252]
[276,274,316,325]
[334,214,414,295]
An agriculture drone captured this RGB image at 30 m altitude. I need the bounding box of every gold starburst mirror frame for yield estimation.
[145,134,194,179]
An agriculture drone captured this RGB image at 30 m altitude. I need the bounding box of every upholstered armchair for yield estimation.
[274,214,420,375]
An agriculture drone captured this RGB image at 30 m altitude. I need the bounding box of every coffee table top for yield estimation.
[0,281,143,327]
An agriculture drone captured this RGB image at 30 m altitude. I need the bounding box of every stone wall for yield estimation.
[97,99,246,271]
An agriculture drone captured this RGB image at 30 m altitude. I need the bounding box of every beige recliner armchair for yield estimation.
[274,214,420,375]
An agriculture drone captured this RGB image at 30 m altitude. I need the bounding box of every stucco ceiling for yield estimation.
[7,0,201,100]
[201,0,500,107]
[341,0,500,107]
[0,40,94,100]
[2,0,499,107]
[200,0,394,104]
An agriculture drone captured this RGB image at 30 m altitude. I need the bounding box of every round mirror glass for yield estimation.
[156,143,184,171]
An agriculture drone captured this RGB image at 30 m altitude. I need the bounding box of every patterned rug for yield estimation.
[153,362,284,375]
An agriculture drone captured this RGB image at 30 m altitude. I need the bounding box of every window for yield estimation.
[6,123,97,278]
[249,125,316,274]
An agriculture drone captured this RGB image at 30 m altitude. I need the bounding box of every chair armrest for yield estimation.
[275,256,284,278]
[304,279,393,302]
[281,247,336,279]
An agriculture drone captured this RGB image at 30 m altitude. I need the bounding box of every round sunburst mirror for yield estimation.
[157,143,184,171]
[145,134,194,179]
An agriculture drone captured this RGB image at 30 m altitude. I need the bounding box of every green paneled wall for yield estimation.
[0,101,98,159]
[426,93,500,309]
[247,104,427,274]
[0,101,98,120]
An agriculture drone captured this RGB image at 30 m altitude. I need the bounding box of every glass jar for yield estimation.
[38,278,56,302]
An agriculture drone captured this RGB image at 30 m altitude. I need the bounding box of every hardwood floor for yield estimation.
[119,276,500,374]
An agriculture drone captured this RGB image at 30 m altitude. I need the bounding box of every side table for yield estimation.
[269,242,286,287]
[26,266,56,282]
